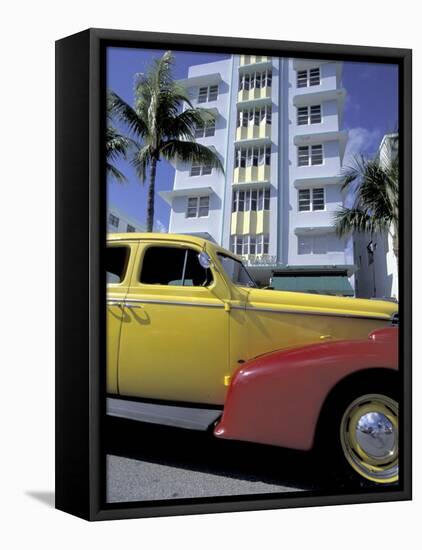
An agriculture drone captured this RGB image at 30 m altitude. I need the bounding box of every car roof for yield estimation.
[107,232,242,261]
[107,232,212,248]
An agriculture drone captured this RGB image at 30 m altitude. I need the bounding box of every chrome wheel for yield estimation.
[340,393,398,483]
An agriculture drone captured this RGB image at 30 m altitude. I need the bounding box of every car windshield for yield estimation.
[217,253,257,288]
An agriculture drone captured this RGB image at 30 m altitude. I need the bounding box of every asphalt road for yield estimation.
[105,417,359,503]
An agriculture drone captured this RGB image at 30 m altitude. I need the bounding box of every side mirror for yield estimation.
[198,251,213,269]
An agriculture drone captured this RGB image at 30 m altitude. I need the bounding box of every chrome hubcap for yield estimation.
[340,394,398,483]
[356,411,396,459]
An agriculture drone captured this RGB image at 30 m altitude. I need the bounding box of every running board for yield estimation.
[107,397,222,431]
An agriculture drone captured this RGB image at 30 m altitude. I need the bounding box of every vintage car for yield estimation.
[106,233,399,485]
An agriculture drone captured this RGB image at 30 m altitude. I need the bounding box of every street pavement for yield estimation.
[105,417,350,503]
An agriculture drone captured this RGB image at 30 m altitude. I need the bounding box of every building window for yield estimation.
[108,213,119,228]
[297,144,323,166]
[190,161,213,176]
[298,235,327,255]
[312,187,325,210]
[235,145,271,168]
[198,85,219,103]
[298,188,325,211]
[309,68,321,86]
[298,189,311,211]
[256,234,269,255]
[126,224,136,232]
[186,196,209,218]
[237,105,272,128]
[239,69,272,91]
[230,234,269,256]
[310,105,322,123]
[194,119,216,138]
[297,106,308,125]
[297,234,344,255]
[232,188,270,212]
[296,67,320,88]
[297,105,322,125]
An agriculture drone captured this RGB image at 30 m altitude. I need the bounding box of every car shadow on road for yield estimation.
[105,416,357,493]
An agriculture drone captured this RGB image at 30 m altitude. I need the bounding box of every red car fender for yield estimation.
[214,327,398,451]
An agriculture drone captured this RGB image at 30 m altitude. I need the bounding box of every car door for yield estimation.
[106,240,138,395]
[117,240,230,405]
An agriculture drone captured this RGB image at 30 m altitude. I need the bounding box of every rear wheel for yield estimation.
[317,378,399,485]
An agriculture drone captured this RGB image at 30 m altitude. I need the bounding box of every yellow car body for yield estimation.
[107,233,397,406]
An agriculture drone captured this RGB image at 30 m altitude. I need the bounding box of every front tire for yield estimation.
[317,379,399,485]
[339,393,398,484]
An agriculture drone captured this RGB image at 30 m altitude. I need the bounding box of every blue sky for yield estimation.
[106,47,398,231]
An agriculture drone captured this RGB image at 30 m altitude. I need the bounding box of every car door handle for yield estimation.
[124,302,144,309]
[107,300,124,308]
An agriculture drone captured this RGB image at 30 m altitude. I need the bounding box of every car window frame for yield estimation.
[106,244,132,287]
[216,252,257,288]
[136,242,217,290]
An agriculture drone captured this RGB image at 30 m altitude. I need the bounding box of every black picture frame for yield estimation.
[55,28,412,521]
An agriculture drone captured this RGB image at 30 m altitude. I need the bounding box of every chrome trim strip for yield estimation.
[124,297,225,309]
[113,297,390,321]
[244,305,390,322]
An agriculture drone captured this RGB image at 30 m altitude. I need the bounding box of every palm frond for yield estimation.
[335,144,399,238]
[106,126,134,161]
[164,108,216,140]
[339,154,368,191]
[358,161,394,222]
[160,139,224,172]
[333,207,376,237]
[107,90,148,137]
[106,162,127,183]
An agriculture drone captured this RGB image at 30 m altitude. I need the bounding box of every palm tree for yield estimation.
[333,136,399,264]
[108,51,223,232]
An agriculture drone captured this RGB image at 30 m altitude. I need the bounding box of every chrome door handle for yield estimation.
[107,300,124,307]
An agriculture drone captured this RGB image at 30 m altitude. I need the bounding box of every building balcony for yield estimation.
[293,88,346,108]
[294,130,348,162]
[238,86,271,104]
[292,59,343,82]
[159,186,213,205]
[233,165,271,185]
[240,55,272,67]
[176,72,222,89]
[231,210,270,236]
[239,60,272,73]
[293,176,343,189]
[235,124,271,142]
[294,225,336,236]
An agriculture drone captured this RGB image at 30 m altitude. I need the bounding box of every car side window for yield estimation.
[140,246,213,287]
[107,246,129,284]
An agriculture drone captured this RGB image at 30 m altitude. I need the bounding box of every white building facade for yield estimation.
[160,55,351,282]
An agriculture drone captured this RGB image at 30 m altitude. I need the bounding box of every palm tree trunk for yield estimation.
[146,156,157,232]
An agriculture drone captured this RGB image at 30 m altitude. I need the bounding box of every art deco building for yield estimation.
[160,54,352,287]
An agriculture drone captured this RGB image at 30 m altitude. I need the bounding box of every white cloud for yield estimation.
[342,127,381,169]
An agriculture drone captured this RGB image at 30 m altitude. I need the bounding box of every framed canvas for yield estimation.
[55,28,412,521]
